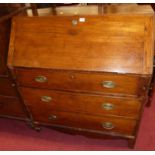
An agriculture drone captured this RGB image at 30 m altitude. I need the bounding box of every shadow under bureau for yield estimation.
[7,10,154,148]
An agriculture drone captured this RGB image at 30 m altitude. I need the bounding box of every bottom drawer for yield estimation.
[29,106,137,136]
[0,95,27,118]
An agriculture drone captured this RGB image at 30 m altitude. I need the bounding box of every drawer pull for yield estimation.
[101,81,116,88]
[41,96,52,102]
[35,76,47,83]
[102,103,114,110]
[72,19,78,26]
[102,122,114,130]
[49,115,57,120]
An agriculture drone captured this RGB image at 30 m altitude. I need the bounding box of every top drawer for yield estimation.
[15,68,149,96]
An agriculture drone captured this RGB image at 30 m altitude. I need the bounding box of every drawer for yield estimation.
[28,105,136,136]
[15,68,148,96]
[0,95,27,118]
[20,87,141,118]
[0,77,18,97]
[82,114,137,135]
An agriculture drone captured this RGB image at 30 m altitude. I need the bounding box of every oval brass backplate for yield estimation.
[41,96,52,102]
[102,122,114,130]
[35,76,47,83]
[102,103,114,110]
[101,81,116,88]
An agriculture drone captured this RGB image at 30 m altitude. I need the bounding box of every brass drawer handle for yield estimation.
[72,19,78,26]
[102,103,114,110]
[35,76,47,83]
[49,115,57,120]
[102,122,114,130]
[101,81,116,88]
[41,96,52,102]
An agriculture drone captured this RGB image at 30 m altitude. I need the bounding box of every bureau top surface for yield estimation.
[8,13,154,75]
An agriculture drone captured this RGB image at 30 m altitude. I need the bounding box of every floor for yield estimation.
[0,94,155,150]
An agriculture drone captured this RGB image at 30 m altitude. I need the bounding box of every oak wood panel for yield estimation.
[15,68,149,96]
[20,87,142,118]
[8,15,154,74]
[0,95,26,118]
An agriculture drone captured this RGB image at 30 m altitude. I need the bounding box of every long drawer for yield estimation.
[20,87,142,118]
[15,68,149,96]
[28,108,137,136]
[0,95,26,118]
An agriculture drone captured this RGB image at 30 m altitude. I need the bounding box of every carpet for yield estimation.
[0,94,155,150]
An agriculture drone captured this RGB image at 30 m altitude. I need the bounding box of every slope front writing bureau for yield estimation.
[7,5,154,148]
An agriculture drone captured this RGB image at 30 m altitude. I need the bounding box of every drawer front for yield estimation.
[0,95,26,118]
[28,105,136,136]
[0,77,18,97]
[20,87,141,118]
[82,115,137,135]
[15,68,148,96]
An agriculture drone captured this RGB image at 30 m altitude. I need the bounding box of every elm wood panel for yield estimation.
[8,15,154,74]
[28,107,136,136]
[15,68,150,96]
[0,77,18,97]
[13,32,144,74]
[20,87,141,118]
[0,95,27,118]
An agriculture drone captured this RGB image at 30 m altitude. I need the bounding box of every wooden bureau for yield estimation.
[7,5,154,148]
